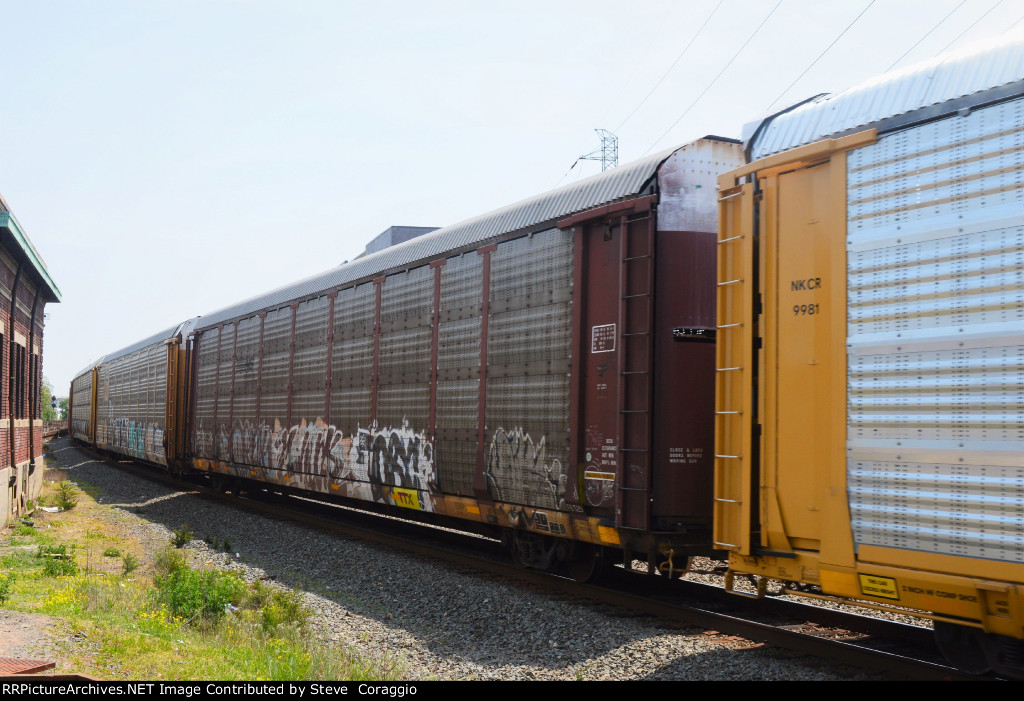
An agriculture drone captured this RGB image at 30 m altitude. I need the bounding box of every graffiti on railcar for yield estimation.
[499,504,570,534]
[222,418,294,470]
[212,416,438,511]
[583,425,616,508]
[485,427,567,511]
[364,420,434,493]
[194,420,213,458]
[228,419,259,464]
[109,416,164,460]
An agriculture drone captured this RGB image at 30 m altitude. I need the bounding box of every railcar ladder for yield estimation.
[616,214,655,531]
[713,184,755,555]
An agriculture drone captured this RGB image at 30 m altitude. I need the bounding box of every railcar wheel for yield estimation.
[566,543,605,583]
[506,530,556,571]
[934,621,990,675]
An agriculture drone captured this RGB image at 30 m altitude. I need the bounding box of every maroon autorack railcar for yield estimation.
[188,137,743,575]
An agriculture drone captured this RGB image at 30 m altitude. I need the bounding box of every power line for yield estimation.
[937,0,1004,54]
[886,0,967,71]
[644,0,784,155]
[614,0,725,133]
[766,0,877,112]
[1004,11,1024,33]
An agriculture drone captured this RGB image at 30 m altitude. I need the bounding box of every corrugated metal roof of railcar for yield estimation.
[72,356,105,382]
[100,316,201,365]
[748,33,1024,159]
[193,143,686,331]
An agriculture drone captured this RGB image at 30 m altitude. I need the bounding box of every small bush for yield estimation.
[237,580,309,631]
[171,524,193,549]
[0,573,13,604]
[155,568,246,624]
[201,535,234,553]
[42,556,77,578]
[154,547,187,578]
[121,553,140,576]
[13,523,34,536]
[38,544,71,557]
[103,547,122,558]
[37,544,77,578]
[53,481,78,511]
[261,590,307,630]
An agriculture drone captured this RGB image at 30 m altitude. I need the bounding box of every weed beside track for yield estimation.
[0,461,406,681]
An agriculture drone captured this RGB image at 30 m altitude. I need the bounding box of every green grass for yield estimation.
[27,571,404,680]
[0,474,405,681]
[1,530,403,681]
[0,573,13,604]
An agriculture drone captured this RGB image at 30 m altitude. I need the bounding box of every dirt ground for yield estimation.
[0,609,61,666]
[0,437,146,675]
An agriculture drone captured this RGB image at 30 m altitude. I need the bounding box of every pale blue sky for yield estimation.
[1,0,1022,392]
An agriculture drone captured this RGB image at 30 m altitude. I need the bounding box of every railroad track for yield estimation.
[88,448,989,681]
[43,424,67,440]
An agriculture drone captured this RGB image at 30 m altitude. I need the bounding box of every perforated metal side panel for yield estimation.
[214,324,234,460]
[484,229,573,510]
[330,283,375,436]
[229,315,261,464]
[847,97,1024,562]
[192,327,219,458]
[291,298,329,418]
[377,266,432,432]
[435,253,482,496]
[70,372,92,441]
[94,344,167,464]
[258,307,291,451]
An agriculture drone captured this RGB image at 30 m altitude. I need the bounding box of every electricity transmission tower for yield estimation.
[579,129,619,171]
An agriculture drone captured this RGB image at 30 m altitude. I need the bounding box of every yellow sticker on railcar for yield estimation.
[858,574,899,600]
[391,487,422,511]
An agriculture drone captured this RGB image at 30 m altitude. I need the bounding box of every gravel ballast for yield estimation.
[43,435,881,681]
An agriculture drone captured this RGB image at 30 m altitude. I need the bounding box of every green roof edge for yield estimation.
[0,211,62,302]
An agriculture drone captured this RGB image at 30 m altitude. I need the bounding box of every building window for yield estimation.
[11,341,25,419]
[31,352,39,419]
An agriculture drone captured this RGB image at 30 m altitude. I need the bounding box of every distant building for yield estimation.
[0,193,60,528]
[363,226,439,257]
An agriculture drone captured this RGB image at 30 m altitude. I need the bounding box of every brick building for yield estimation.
[0,193,60,529]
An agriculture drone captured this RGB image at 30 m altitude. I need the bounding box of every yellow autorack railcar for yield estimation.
[715,34,1024,676]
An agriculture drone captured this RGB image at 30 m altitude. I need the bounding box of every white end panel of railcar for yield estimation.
[845,96,1024,563]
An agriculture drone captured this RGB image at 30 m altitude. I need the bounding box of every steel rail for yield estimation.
[84,445,986,681]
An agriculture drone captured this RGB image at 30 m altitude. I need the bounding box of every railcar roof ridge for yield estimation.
[193,138,726,331]
[83,316,202,373]
[746,31,1024,159]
